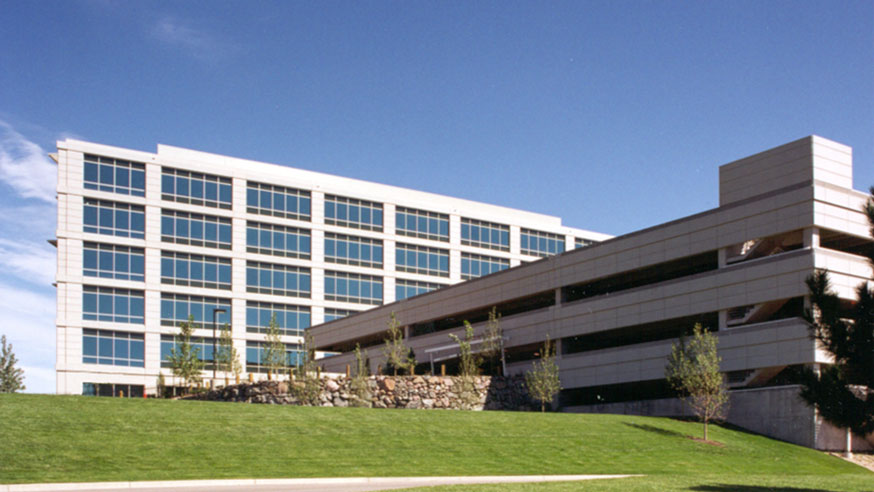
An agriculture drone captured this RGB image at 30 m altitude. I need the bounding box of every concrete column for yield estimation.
[804,227,820,248]
[718,248,727,268]
[565,234,575,253]
[449,214,462,282]
[384,275,396,304]
[509,224,521,256]
[383,203,396,236]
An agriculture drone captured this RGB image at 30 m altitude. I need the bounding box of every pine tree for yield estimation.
[525,336,561,412]
[0,335,25,393]
[262,314,286,379]
[665,324,728,441]
[800,187,874,441]
[167,315,203,392]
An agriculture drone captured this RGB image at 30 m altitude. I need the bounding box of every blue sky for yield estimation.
[0,1,871,393]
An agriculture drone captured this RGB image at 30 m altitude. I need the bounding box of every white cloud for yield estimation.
[0,238,55,286]
[152,17,238,62]
[0,282,56,394]
[0,282,55,329]
[0,202,56,233]
[0,121,56,203]
[17,365,56,395]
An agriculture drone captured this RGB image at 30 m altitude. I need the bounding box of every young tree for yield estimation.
[479,307,505,376]
[525,336,561,412]
[262,314,286,379]
[449,321,481,377]
[215,322,242,384]
[383,312,414,375]
[291,330,321,405]
[0,335,25,393]
[449,322,482,409]
[349,343,372,407]
[665,324,728,441]
[167,315,204,392]
[800,188,874,452]
[156,372,166,398]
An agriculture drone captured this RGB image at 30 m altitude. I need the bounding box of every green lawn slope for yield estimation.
[1,394,870,490]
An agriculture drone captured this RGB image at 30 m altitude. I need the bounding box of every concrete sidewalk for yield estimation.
[1,475,639,492]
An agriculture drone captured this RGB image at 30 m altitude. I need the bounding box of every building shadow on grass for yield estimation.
[691,486,834,492]
[623,421,686,438]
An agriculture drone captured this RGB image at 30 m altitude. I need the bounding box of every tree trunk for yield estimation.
[541,402,545,413]
[704,421,708,442]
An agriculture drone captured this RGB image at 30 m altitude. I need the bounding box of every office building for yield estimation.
[53,140,607,396]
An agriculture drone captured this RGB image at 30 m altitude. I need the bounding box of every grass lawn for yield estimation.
[1,394,871,490]
[395,475,874,492]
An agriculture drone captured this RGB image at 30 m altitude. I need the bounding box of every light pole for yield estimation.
[212,308,227,382]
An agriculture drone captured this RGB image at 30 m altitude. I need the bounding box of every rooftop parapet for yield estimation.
[719,135,853,206]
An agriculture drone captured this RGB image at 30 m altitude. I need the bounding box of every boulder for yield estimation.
[380,378,396,392]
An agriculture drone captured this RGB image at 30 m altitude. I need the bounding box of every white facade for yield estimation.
[54,139,609,395]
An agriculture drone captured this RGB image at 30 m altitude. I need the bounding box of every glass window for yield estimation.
[324,233,383,268]
[161,209,232,249]
[245,341,303,374]
[395,243,449,277]
[245,221,311,259]
[395,207,449,242]
[161,251,232,290]
[82,286,145,324]
[575,237,596,249]
[83,154,146,197]
[324,195,383,231]
[82,329,145,367]
[82,383,145,398]
[160,334,216,369]
[520,229,566,258]
[324,271,382,305]
[246,261,311,298]
[83,199,145,239]
[83,242,145,281]
[461,218,509,251]
[460,253,509,280]
[324,308,359,322]
[245,302,310,337]
[246,181,311,221]
[395,279,445,301]
[162,168,232,209]
[159,293,231,329]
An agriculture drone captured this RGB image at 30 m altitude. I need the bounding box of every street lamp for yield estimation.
[212,308,227,382]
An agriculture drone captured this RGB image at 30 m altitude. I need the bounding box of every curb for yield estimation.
[0,474,640,491]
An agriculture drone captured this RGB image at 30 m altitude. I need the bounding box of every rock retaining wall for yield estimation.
[197,374,537,411]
